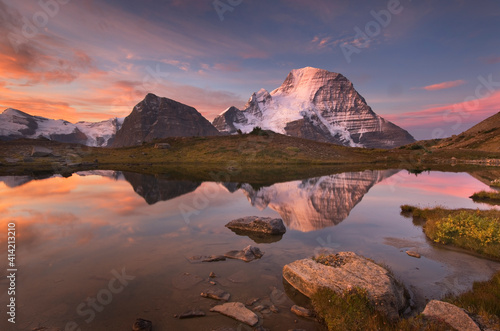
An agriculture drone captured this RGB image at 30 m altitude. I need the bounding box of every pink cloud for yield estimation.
[420,80,466,91]
[385,90,500,131]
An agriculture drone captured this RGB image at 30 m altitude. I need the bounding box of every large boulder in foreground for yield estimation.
[422,300,480,331]
[282,252,408,320]
[225,216,286,235]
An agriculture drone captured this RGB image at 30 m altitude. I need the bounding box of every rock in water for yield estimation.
[209,302,259,326]
[225,216,286,235]
[282,252,408,320]
[406,250,421,258]
[132,318,152,331]
[201,289,231,301]
[112,93,220,147]
[290,305,313,318]
[178,309,206,319]
[224,245,264,262]
[212,67,415,148]
[422,300,480,331]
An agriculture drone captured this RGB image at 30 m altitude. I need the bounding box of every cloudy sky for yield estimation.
[0,0,498,139]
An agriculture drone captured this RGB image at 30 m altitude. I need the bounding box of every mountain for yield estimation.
[122,172,201,205]
[226,170,399,232]
[213,67,415,149]
[112,93,220,147]
[430,112,500,152]
[0,108,123,147]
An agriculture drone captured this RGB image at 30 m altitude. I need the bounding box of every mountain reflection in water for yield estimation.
[120,169,398,231]
[0,169,399,232]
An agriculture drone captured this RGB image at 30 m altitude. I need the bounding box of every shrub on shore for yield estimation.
[400,206,500,259]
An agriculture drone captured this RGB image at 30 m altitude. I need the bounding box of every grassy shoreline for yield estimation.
[1,134,500,178]
[470,190,500,205]
[400,205,500,259]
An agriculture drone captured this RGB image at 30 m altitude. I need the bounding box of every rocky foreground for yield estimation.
[283,252,408,320]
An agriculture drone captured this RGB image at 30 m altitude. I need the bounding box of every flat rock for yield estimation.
[225,216,286,235]
[224,245,264,262]
[282,252,408,320]
[31,146,54,157]
[187,255,226,263]
[201,289,231,301]
[290,305,313,318]
[406,250,421,258]
[179,309,206,319]
[210,302,259,326]
[132,318,152,331]
[422,300,480,331]
[203,255,227,262]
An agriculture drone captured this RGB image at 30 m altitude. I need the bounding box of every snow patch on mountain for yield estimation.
[0,108,124,147]
[212,67,415,149]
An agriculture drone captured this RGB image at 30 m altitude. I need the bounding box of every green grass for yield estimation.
[446,271,500,330]
[470,190,500,205]
[311,288,452,331]
[491,179,500,188]
[400,206,500,258]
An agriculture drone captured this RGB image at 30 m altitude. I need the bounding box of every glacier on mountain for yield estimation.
[213,67,415,149]
[0,108,124,147]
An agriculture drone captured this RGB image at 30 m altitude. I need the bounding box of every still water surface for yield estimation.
[0,169,499,330]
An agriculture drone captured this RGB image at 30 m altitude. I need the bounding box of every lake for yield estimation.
[0,169,499,330]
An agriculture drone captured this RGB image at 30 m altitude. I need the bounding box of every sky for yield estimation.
[0,0,499,140]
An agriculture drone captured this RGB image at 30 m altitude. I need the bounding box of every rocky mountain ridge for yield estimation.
[111,93,220,147]
[0,108,123,147]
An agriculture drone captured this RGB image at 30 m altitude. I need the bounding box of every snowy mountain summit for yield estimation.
[213,67,415,148]
[0,108,123,147]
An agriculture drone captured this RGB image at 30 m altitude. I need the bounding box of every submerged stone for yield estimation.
[132,318,152,331]
[210,302,259,326]
[201,288,231,301]
[224,245,264,262]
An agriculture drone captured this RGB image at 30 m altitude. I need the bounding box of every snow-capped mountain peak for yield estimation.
[0,108,123,147]
[213,67,415,148]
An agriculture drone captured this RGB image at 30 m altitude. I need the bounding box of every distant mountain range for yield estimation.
[0,67,417,148]
[0,108,123,147]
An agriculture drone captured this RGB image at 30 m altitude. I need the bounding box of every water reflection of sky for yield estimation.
[0,170,498,330]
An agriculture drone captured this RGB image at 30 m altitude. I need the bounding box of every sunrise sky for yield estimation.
[0,0,499,140]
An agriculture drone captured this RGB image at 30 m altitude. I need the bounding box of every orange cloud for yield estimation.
[420,80,466,91]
